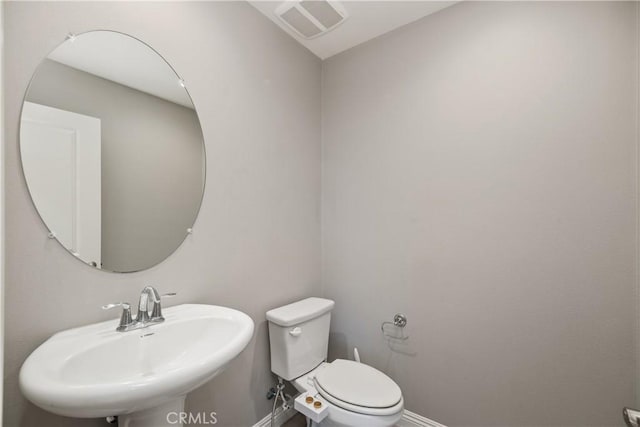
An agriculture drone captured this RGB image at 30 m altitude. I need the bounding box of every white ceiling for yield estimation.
[248,1,458,59]
[48,4,457,103]
[49,31,194,109]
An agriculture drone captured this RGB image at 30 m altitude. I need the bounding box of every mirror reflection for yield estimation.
[20,31,205,273]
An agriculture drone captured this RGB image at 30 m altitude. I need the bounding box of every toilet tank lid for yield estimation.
[266,298,335,327]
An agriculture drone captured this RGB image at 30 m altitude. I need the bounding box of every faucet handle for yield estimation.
[102,302,134,332]
[625,408,640,427]
[149,292,176,322]
[102,302,130,310]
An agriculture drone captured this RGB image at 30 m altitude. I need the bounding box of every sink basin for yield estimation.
[20,304,254,425]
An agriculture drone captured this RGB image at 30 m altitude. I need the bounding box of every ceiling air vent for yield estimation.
[276,0,348,39]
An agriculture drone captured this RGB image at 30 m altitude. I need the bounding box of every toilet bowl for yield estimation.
[266,298,404,427]
[293,359,404,427]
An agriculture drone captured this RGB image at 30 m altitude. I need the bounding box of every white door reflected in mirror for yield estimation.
[22,102,102,267]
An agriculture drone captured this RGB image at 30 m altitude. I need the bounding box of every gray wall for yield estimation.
[321,2,637,426]
[4,1,321,426]
[26,59,205,272]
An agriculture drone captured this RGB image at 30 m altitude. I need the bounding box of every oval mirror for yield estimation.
[19,31,205,273]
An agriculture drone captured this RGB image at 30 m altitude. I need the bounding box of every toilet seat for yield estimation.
[313,359,403,416]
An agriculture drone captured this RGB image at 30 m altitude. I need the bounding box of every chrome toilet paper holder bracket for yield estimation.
[381,313,409,340]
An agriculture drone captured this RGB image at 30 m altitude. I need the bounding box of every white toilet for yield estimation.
[266,298,404,427]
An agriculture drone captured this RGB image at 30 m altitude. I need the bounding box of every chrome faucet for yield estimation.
[137,285,162,324]
[103,286,176,332]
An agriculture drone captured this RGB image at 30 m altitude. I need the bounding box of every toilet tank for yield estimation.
[266,298,335,381]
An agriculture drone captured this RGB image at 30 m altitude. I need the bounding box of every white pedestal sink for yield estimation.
[19,304,254,427]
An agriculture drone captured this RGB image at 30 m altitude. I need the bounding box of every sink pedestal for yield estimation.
[119,397,186,427]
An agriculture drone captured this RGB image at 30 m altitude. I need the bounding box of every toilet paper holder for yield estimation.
[381,314,409,340]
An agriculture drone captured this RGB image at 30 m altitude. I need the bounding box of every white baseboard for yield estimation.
[398,409,447,427]
[253,407,446,427]
[253,405,298,427]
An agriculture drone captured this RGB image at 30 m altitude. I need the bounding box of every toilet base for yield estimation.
[307,405,403,427]
[308,410,403,427]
